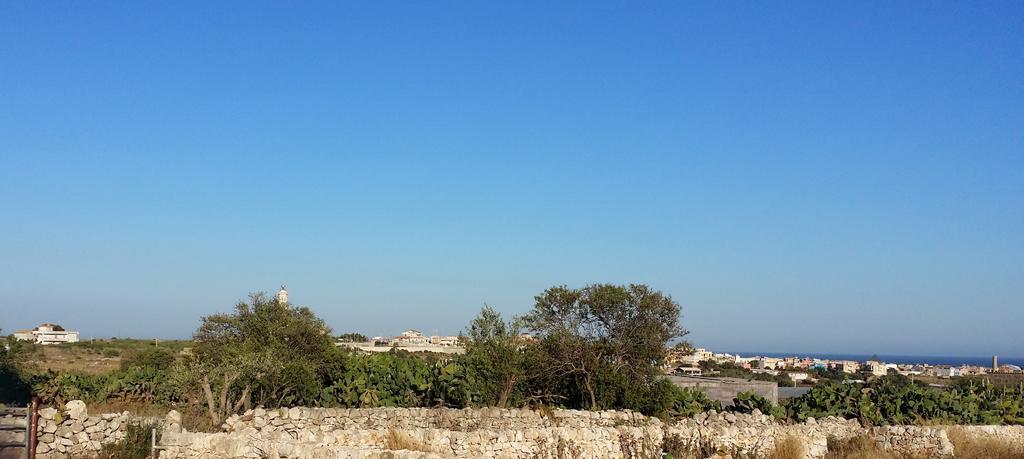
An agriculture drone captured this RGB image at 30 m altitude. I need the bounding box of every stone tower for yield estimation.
[277,285,288,305]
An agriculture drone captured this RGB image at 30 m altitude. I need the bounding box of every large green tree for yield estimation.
[521,284,686,409]
[462,305,525,408]
[190,292,335,423]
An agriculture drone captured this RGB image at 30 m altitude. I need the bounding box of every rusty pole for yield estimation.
[28,396,39,459]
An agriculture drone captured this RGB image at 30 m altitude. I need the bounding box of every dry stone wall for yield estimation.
[33,401,1024,458]
[665,410,957,458]
[34,400,144,457]
[159,407,663,459]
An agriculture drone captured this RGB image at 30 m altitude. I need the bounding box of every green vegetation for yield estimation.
[4,286,1024,429]
[336,332,369,342]
[666,384,721,417]
[786,374,1024,425]
[520,284,686,411]
[60,338,191,355]
[98,420,159,459]
[188,292,337,423]
[808,366,861,382]
[461,305,525,408]
[28,346,186,407]
[0,331,34,403]
[698,360,797,387]
[732,391,785,419]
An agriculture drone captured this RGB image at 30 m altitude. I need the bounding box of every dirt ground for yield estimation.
[23,339,191,375]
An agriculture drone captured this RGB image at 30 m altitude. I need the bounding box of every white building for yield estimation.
[866,361,889,377]
[757,357,783,370]
[430,335,460,346]
[393,329,430,346]
[932,366,963,378]
[13,323,80,345]
[785,372,811,383]
[277,285,288,305]
[833,360,861,374]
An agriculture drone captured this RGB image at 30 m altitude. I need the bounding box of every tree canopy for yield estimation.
[521,283,687,409]
[190,292,336,423]
[462,305,525,408]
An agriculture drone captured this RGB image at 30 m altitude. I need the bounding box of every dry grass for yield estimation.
[178,406,222,433]
[662,433,763,459]
[26,345,122,375]
[384,429,435,453]
[947,427,1024,459]
[762,435,805,459]
[662,432,730,459]
[824,435,902,459]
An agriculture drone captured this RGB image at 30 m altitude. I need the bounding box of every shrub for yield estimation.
[731,391,784,419]
[668,385,721,418]
[0,333,32,404]
[764,435,805,459]
[785,376,1024,426]
[384,429,434,453]
[946,427,1024,459]
[120,348,177,371]
[824,435,899,459]
[98,420,159,459]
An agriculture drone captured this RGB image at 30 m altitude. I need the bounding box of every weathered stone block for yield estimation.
[64,400,88,420]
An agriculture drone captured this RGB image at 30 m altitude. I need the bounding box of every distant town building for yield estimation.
[675,366,702,376]
[757,357,783,370]
[833,360,860,374]
[785,371,811,383]
[277,285,288,305]
[392,329,430,346]
[931,366,963,378]
[677,348,713,367]
[13,323,80,345]
[898,365,926,376]
[865,361,888,377]
[338,330,466,355]
[430,335,460,346]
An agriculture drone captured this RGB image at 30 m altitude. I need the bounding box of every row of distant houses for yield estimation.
[671,347,1022,378]
[12,323,80,345]
[369,329,462,347]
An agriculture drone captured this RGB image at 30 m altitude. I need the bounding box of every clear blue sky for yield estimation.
[1,2,1021,357]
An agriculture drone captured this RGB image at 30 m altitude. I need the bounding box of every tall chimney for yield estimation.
[992,355,998,372]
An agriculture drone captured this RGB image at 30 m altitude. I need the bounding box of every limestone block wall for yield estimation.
[31,401,1024,459]
[34,400,139,458]
[159,407,664,459]
[664,411,956,459]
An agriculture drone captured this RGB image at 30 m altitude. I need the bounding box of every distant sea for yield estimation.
[728,352,1024,368]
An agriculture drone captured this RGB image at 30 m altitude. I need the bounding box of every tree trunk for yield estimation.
[232,385,251,413]
[497,375,516,408]
[201,375,219,424]
[583,373,597,410]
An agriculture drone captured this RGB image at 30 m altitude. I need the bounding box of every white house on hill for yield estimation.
[392,329,430,346]
[14,323,80,345]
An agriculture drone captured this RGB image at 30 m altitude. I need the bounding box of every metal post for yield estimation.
[27,396,39,459]
[150,426,170,458]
